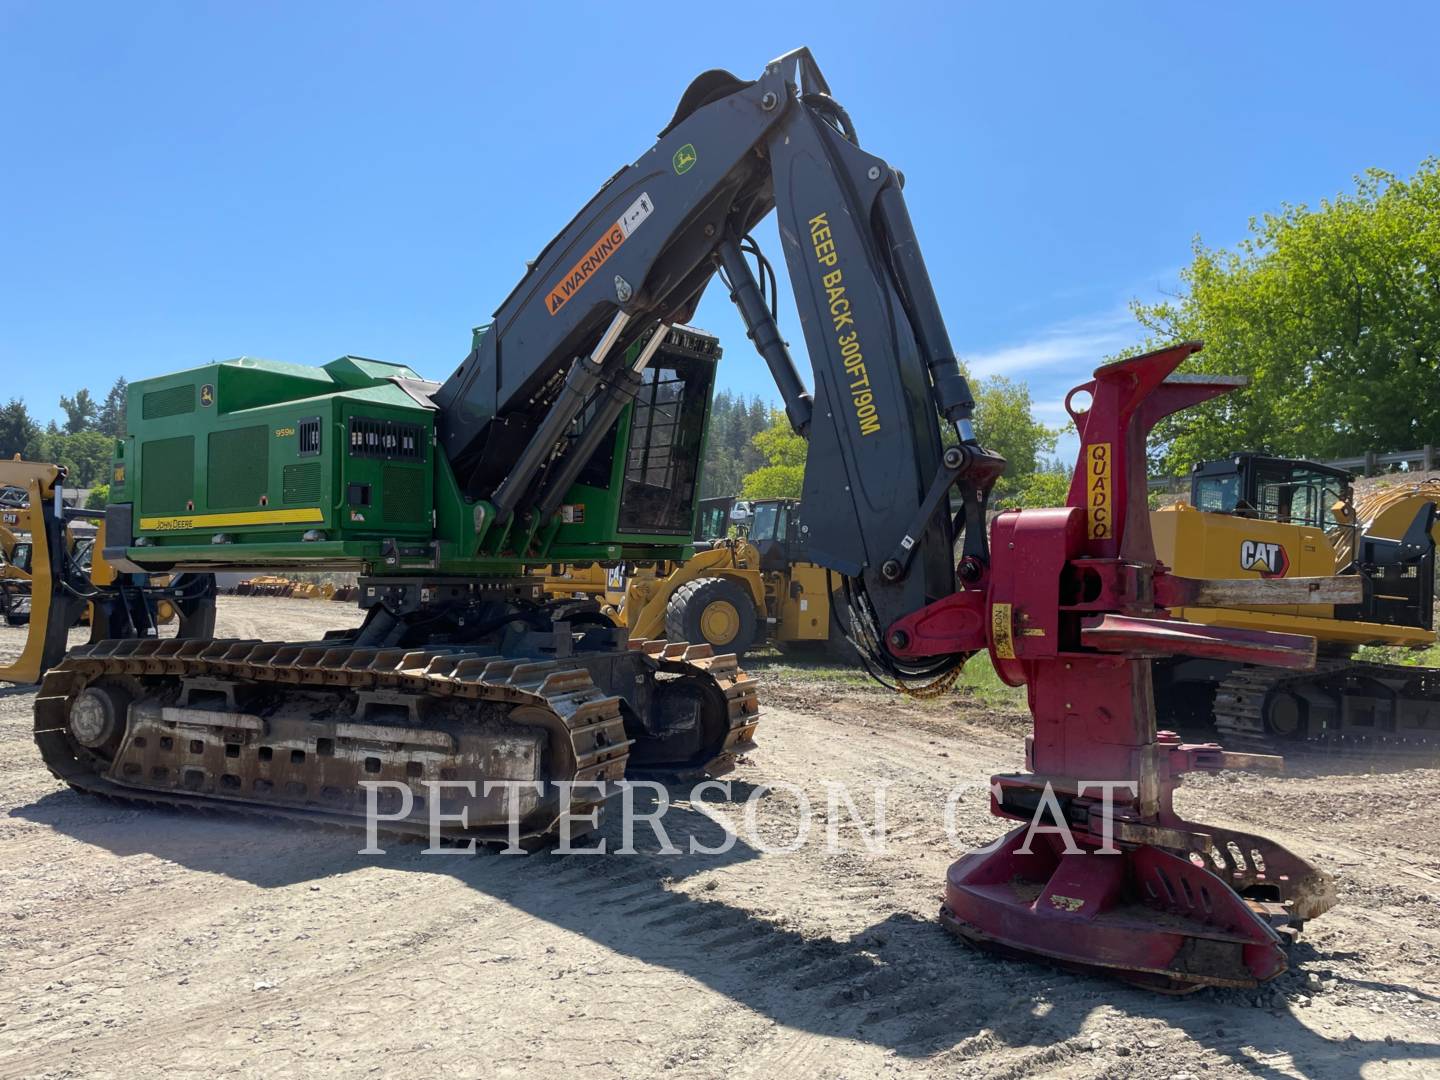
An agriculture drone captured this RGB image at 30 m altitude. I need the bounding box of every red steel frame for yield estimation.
[888,343,1335,992]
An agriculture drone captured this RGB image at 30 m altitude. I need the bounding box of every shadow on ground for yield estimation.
[12,785,1438,1078]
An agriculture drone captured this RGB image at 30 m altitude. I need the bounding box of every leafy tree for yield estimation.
[85,483,110,510]
[967,376,1058,500]
[1127,158,1440,473]
[734,378,1059,504]
[59,388,98,435]
[1007,468,1072,509]
[97,378,128,437]
[740,466,804,499]
[740,410,806,499]
[701,390,772,498]
[65,433,114,487]
[37,431,112,487]
[750,413,806,469]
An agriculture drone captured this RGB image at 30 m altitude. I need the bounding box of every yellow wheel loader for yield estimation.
[545,498,849,659]
[1151,453,1440,753]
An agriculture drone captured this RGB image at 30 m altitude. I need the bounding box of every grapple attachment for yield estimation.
[889,343,1336,992]
[0,458,215,687]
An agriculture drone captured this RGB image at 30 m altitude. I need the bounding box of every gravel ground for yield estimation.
[1,597,1438,1078]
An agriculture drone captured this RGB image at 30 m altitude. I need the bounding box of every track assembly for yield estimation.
[35,635,757,845]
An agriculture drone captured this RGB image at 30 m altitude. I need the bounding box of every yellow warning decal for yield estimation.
[1086,442,1112,539]
[139,508,324,532]
[546,192,654,316]
[991,602,1015,659]
[808,211,881,437]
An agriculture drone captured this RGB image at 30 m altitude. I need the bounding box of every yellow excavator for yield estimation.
[0,458,210,684]
[1151,453,1440,752]
[545,497,845,658]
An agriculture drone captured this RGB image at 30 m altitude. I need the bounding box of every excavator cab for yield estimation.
[1189,453,1353,527]
[1188,452,1435,630]
[1154,448,1440,753]
[1,533,34,625]
[5,539,32,573]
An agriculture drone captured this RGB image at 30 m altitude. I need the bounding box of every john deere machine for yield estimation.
[29,47,1361,990]
[1152,453,1440,752]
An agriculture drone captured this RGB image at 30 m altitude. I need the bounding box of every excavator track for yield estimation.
[33,635,758,846]
[1213,657,1440,756]
[623,637,761,777]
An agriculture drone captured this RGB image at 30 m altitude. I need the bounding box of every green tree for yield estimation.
[733,378,1059,503]
[85,483,110,510]
[38,431,113,487]
[967,376,1059,500]
[740,409,806,499]
[1127,158,1440,473]
[1008,468,1072,509]
[97,378,128,436]
[0,399,42,460]
[65,432,114,487]
[701,390,771,498]
[59,388,99,435]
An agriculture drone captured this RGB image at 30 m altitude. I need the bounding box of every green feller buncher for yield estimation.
[26,50,1343,995]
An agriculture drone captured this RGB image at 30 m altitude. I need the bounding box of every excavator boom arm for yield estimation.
[432,48,1002,647]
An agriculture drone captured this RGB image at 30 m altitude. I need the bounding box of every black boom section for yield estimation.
[433,66,793,492]
[767,104,953,625]
[432,48,994,645]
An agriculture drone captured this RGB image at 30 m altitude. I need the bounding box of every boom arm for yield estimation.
[433,48,1003,676]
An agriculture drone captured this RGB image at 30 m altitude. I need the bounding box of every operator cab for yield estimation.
[1190,452,1434,631]
[7,540,32,574]
[1190,454,1353,528]
[746,498,804,572]
[694,496,735,543]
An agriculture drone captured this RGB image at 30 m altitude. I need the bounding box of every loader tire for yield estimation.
[665,576,758,658]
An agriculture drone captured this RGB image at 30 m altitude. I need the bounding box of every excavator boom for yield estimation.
[432,47,1000,643]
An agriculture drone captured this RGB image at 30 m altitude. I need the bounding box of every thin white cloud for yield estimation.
[1031,399,1073,417]
[962,307,1140,380]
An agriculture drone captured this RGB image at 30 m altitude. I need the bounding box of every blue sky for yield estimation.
[3,3,1438,461]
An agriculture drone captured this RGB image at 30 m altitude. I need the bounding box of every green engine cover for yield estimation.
[110,330,719,576]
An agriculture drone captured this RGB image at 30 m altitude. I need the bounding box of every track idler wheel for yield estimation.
[67,682,132,757]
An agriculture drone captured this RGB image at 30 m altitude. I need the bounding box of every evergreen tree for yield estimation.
[97,378,128,436]
[0,399,41,460]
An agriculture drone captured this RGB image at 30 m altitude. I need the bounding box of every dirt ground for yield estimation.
[2,597,1439,1079]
